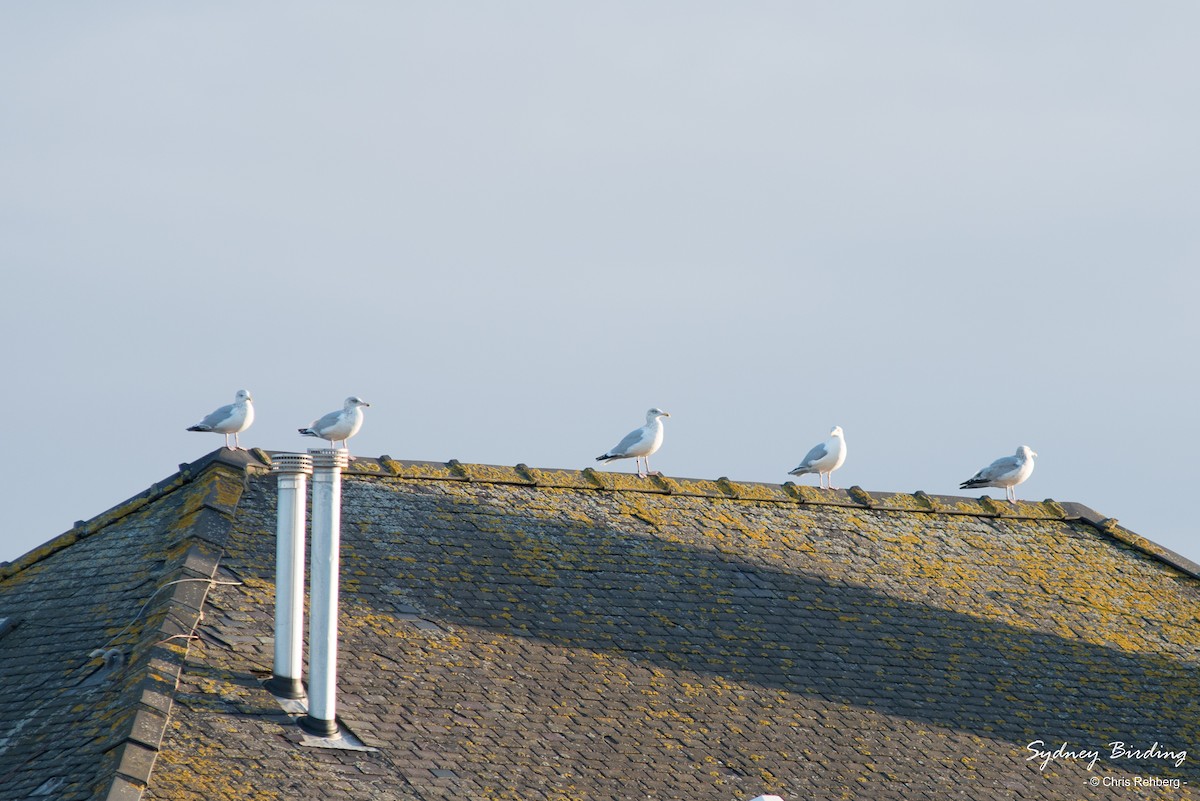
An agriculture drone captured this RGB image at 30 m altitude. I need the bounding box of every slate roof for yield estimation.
[1,448,1197,800]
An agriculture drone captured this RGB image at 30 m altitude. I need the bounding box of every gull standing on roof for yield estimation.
[596,408,671,478]
[960,445,1037,503]
[788,426,847,489]
[187,389,254,449]
[299,396,370,449]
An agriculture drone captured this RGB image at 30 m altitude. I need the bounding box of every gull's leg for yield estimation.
[224,433,232,449]
[644,456,652,477]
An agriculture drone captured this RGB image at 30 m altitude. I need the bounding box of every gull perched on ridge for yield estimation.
[596,408,671,478]
[187,389,254,449]
[788,426,847,489]
[299,396,370,449]
[960,445,1037,503]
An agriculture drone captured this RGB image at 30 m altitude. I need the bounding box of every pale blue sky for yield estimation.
[2,3,1197,565]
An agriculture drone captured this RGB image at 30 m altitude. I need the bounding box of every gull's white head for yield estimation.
[345,396,371,408]
[1018,445,1037,460]
[646,407,671,421]
[830,426,844,438]
[236,389,253,403]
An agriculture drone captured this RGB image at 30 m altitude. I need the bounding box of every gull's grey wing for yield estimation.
[972,454,1021,482]
[795,441,829,470]
[197,403,237,429]
[309,409,344,433]
[609,425,650,456]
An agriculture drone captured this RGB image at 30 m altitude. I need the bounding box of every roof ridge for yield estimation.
[320,453,1200,583]
[322,452,1078,517]
[6,446,1196,592]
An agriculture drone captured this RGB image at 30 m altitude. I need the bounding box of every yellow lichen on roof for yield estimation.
[378,458,462,481]
[515,466,599,490]
[172,465,246,531]
[346,458,385,475]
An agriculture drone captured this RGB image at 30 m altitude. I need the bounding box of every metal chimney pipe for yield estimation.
[265,453,312,700]
[300,448,349,736]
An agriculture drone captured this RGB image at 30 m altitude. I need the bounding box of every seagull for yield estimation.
[187,389,254,449]
[788,426,847,489]
[299,396,370,449]
[596,408,671,478]
[959,445,1037,503]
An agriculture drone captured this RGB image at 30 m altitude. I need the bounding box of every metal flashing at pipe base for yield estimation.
[264,676,305,700]
[298,715,338,737]
[297,725,377,752]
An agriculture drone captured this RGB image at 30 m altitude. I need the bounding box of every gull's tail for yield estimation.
[187,425,213,432]
[959,478,985,489]
[299,428,319,437]
[596,453,619,462]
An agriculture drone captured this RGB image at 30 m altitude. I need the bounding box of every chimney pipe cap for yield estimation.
[309,448,350,470]
[271,452,314,474]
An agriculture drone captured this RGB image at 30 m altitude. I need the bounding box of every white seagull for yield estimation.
[959,445,1037,503]
[187,389,255,449]
[788,426,847,489]
[299,396,371,449]
[596,408,671,478]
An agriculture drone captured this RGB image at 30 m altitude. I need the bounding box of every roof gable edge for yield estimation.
[1057,501,1200,581]
[97,539,228,801]
[1,448,266,582]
